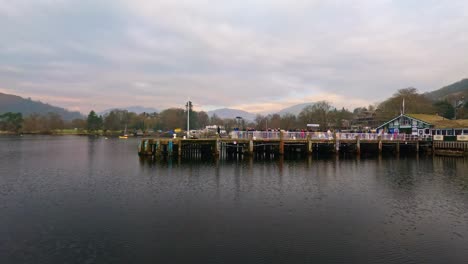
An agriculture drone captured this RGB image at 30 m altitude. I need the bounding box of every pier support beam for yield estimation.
[168,140,173,156]
[396,141,400,154]
[308,140,313,155]
[334,132,339,154]
[416,141,420,152]
[215,139,220,157]
[178,140,182,157]
[156,140,162,158]
[356,136,361,155]
[279,131,285,155]
[378,136,382,154]
[249,140,254,155]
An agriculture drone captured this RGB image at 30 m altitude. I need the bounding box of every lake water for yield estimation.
[1,136,467,263]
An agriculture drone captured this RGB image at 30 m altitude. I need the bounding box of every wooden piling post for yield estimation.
[215,139,220,157]
[356,136,361,155]
[416,141,419,152]
[378,136,382,154]
[279,131,285,155]
[308,140,313,155]
[178,139,182,157]
[396,141,400,154]
[249,140,254,155]
[156,140,162,158]
[168,140,173,156]
[334,132,339,153]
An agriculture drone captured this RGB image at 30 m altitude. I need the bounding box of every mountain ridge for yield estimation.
[425,79,468,101]
[207,108,256,121]
[0,92,84,120]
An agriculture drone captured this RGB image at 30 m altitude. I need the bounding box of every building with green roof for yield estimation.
[376,114,468,140]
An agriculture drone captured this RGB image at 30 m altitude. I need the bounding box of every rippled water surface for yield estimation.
[1,136,468,263]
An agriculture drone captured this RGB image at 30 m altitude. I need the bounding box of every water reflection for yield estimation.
[1,136,468,264]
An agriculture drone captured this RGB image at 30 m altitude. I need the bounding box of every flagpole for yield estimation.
[402,98,405,115]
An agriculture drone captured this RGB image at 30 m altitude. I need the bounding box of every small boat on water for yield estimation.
[119,124,129,139]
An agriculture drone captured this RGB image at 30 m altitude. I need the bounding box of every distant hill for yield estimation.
[277,102,316,116]
[425,79,468,101]
[99,106,158,116]
[207,108,256,121]
[0,92,83,120]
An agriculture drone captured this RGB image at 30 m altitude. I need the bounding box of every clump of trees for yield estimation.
[253,101,354,130]
[0,112,23,133]
[375,87,465,120]
[376,88,436,120]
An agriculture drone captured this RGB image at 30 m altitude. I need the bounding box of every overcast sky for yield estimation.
[1,0,467,114]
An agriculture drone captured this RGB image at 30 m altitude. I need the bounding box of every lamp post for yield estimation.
[186,101,192,138]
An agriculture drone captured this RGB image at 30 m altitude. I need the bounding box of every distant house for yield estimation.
[352,110,382,131]
[376,114,468,138]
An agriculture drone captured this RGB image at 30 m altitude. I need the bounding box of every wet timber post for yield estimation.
[378,135,382,154]
[215,139,220,158]
[356,136,361,155]
[279,131,285,155]
[168,140,173,156]
[249,140,254,155]
[334,132,339,154]
[396,141,400,154]
[178,139,182,157]
[156,140,162,158]
[416,141,420,152]
[308,137,313,155]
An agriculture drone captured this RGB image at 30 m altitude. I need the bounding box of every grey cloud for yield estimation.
[1,0,468,113]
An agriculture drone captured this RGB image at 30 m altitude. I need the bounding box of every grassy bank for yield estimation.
[1,129,125,136]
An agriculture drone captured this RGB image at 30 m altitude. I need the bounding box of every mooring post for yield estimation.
[308,140,313,155]
[178,139,182,157]
[156,140,162,158]
[356,136,361,155]
[416,140,420,152]
[334,132,339,153]
[396,141,400,154]
[249,140,254,155]
[279,131,285,155]
[214,139,220,157]
[378,135,382,154]
[168,140,173,156]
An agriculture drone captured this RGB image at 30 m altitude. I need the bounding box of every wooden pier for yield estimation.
[137,131,453,159]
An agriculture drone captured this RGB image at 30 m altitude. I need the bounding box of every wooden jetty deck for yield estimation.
[137,131,454,159]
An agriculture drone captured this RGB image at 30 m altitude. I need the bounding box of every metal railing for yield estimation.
[229,131,428,141]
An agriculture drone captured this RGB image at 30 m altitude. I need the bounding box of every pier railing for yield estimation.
[229,131,427,141]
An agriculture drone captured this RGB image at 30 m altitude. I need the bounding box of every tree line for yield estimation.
[1,88,468,134]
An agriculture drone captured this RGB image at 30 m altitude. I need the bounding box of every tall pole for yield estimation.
[186,101,190,138]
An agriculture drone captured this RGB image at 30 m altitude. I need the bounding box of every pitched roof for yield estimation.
[431,119,468,129]
[376,113,468,129]
[376,114,431,129]
[406,114,468,128]
[405,114,446,123]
